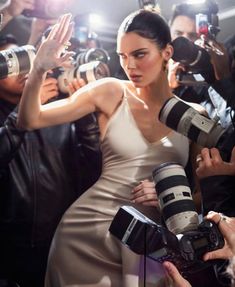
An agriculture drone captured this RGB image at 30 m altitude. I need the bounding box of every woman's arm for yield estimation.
[17,14,123,130]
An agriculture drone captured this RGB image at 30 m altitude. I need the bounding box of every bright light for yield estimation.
[89,14,103,29]
[187,0,205,4]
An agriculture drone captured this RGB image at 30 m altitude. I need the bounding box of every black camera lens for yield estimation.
[152,162,199,235]
[0,45,35,79]
[171,36,216,83]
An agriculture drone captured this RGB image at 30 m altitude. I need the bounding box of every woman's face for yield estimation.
[117,32,164,87]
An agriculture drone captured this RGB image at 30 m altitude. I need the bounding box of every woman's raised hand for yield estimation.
[33,13,74,74]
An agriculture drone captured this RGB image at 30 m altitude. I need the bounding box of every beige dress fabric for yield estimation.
[45,89,189,287]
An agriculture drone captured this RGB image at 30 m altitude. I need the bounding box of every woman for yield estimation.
[18,10,194,287]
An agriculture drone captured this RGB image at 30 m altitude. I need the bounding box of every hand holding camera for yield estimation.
[109,162,224,275]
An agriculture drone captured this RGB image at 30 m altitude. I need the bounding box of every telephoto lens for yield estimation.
[152,162,199,235]
[171,36,216,83]
[58,61,110,93]
[0,45,35,79]
[159,97,226,148]
[76,48,110,65]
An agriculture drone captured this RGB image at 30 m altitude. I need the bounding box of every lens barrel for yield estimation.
[152,162,199,234]
[0,45,35,79]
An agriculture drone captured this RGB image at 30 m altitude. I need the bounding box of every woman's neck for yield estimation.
[136,72,173,106]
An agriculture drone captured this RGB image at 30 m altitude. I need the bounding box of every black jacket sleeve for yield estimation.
[0,110,26,168]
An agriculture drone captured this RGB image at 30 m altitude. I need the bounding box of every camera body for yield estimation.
[109,162,224,274]
[171,36,216,85]
[109,205,224,274]
[186,0,220,39]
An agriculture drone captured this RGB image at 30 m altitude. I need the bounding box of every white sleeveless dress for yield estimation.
[45,90,189,287]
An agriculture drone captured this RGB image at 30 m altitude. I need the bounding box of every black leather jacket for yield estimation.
[0,98,101,246]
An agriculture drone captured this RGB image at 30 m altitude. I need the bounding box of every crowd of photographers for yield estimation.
[0,1,103,286]
[1,0,235,286]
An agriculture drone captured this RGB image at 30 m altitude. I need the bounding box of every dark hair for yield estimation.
[169,3,196,26]
[118,9,171,50]
[0,34,18,48]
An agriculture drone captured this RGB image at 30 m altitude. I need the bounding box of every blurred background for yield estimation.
[1,0,235,76]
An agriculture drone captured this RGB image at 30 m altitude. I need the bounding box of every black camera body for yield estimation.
[184,0,220,39]
[109,205,224,274]
[171,36,216,85]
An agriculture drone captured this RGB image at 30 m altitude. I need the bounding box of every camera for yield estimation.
[184,0,220,39]
[0,45,35,79]
[22,0,71,19]
[171,36,216,85]
[109,162,224,274]
[158,97,235,160]
[57,48,110,93]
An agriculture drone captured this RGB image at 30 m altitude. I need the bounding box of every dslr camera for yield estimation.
[56,47,110,93]
[159,96,235,160]
[109,162,224,274]
[171,0,220,85]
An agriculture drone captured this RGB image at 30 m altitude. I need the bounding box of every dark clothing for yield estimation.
[0,98,101,287]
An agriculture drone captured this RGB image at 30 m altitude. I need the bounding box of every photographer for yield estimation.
[168,1,235,217]
[0,0,34,45]
[169,2,234,129]
[0,28,101,287]
[163,211,235,287]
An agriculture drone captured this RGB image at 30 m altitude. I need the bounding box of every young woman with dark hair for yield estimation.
[18,10,200,287]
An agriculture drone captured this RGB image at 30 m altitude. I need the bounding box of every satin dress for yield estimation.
[45,89,189,287]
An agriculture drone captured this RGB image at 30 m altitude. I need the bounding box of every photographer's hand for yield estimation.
[203,211,235,261]
[196,147,235,178]
[131,179,159,207]
[1,0,34,28]
[195,36,231,81]
[66,78,86,95]
[40,77,59,104]
[167,59,185,90]
[163,261,192,287]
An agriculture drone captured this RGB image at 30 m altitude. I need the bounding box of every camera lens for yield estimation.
[57,61,110,93]
[76,48,110,65]
[152,162,199,234]
[159,97,226,148]
[0,45,35,79]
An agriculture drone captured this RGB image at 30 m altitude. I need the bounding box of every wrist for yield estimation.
[32,61,48,76]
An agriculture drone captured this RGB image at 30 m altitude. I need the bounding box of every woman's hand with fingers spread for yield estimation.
[34,13,75,74]
[131,179,159,207]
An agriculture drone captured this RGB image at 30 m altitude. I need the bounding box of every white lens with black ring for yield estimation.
[152,162,199,235]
